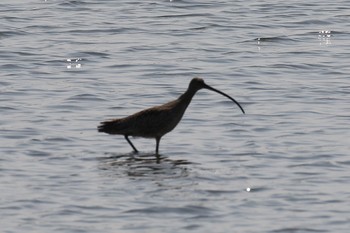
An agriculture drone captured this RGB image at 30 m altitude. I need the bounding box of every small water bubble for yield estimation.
[246,187,251,192]
[319,30,332,37]
[318,30,332,45]
[66,58,82,69]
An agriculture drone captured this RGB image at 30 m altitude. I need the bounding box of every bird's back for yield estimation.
[98,99,186,138]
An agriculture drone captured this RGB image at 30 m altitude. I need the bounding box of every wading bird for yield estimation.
[98,77,245,154]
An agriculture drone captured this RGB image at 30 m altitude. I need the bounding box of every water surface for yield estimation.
[1,1,350,232]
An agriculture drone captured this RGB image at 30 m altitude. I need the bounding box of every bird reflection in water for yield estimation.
[98,152,193,179]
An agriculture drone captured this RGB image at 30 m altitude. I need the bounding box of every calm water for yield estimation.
[1,0,350,232]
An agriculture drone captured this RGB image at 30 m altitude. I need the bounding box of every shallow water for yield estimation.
[1,0,350,232]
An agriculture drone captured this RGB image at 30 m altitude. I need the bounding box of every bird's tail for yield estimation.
[97,121,111,133]
[97,119,126,134]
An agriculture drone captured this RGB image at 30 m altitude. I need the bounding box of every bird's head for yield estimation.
[188,77,207,91]
[188,77,245,114]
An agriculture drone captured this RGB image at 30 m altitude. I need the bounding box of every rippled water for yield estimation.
[1,0,350,232]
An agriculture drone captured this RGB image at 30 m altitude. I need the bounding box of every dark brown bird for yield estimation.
[98,77,245,154]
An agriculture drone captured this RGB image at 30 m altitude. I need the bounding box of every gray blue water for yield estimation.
[1,0,350,232]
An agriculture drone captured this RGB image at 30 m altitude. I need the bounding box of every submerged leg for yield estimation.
[124,135,138,153]
[155,137,161,154]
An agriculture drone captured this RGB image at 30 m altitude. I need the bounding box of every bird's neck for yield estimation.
[160,87,198,127]
[178,87,198,108]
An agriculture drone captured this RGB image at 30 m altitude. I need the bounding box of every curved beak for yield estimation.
[203,83,245,114]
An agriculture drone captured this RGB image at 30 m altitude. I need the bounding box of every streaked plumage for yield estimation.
[98,77,245,154]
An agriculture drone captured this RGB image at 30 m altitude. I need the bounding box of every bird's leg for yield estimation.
[155,137,161,155]
[124,135,138,153]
